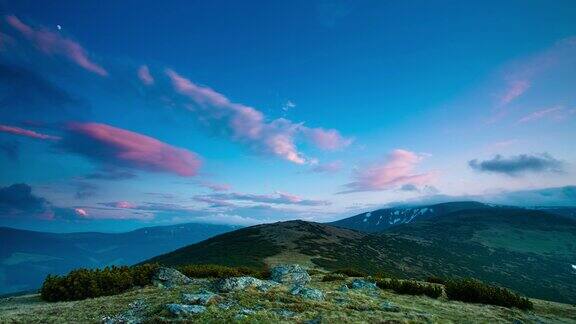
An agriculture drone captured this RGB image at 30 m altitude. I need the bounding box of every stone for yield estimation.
[291,286,324,301]
[152,267,192,288]
[166,304,206,316]
[350,279,377,290]
[101,299,147,324]
[270,264,311,288]
[380,301,401,312]
[275,309,297,318]
[338,284,349,292]
[217,276,279,292]
[182,290,220,305]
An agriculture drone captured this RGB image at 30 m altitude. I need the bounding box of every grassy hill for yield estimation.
[146,207,576,304]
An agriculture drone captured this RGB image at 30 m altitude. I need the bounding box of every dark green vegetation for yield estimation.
[376,278,443,299]
[321,273,347,282]
[40,264,159,302]
[445,278,533,310]
[177,264,269,279]
[0,223,237,294]
[147,204,576,304]
[332,268,368,277]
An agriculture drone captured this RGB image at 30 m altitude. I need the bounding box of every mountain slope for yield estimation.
[329,201,491,232]
[146,207,576,303]
[0,223,237,295]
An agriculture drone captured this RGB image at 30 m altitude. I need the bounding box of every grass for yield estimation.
[1,273,575,323]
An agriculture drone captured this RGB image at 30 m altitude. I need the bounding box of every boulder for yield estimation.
[152,267,192,288]
[182,290,220,305]
[101,299,147,324]
[291,286,324,301]
[270,264,311,288]
[217,276,279,292]
[166,304,206,316]
[350,279,377,290]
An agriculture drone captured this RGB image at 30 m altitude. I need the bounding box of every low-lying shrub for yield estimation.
[322,273,347,282]
[333,268,367,277]
[426,275,447,285]
[177,264,269,279]
[40,263,159,302]
[444,278,533,310]
[376,278,443,298]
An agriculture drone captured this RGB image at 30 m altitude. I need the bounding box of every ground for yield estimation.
[1,274,575,323]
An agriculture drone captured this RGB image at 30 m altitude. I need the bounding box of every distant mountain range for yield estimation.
[147,202,576,304]
[0,223,238,295]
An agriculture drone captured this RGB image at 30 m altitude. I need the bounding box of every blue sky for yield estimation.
[0,0,575,232]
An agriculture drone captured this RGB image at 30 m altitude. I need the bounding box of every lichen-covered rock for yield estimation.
[182,290,220,305]
[381,301,401,312]
[274,309,297,318]
[217,276,279,292]
[166,304,206,316]
[350,279,377,290]
[101,299,147,324]
[270,264,311,288]
[291,286,324,301]
[338,284,349,292]
[152,267,192,288]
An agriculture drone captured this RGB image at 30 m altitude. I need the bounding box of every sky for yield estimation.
[0,0,575,232]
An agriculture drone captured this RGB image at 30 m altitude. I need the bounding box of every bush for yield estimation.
[426,275,447,285]
[333,268,367,277]
[177,264,268,279]
[376,278,443,298]
[40,264,159,302]
[322,273,347,282]
[445,278,533,310]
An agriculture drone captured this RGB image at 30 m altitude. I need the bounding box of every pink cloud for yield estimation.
[198,191,331,206]
[115,201,136,209]
[517,106,574,124]
[310,161,343,174]
[74,208,88,217]
[499,80,530,106]
[199,181,231,192]
[165,69,350,164]
[302,127,353,150]
[0,124,60,140]
[137,65,154,85]
[341,149,435,193]
[62,122,202,177]
[6,15,108,76]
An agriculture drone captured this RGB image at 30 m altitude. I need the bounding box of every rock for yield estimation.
[217,300,237,310]
[152,267,192,288]
[239,308,256,315]
[380,301,401,312]
[270,264,311,288]
[182,290,220,305]
[217,276,279,292]
[338,284,349,292]
[274,309,297,318]
[350,279,377,290]
[166,304,206,316]
[291,286,324,301]
[101,299,147,324]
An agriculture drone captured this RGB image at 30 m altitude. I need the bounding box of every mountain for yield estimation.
[329,201,491,232]
[0,223,238,295]
[146,204,576,303]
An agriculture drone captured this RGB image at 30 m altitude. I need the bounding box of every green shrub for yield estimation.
[333,268,367,277]
[376,278,443,298]
[322,273,347,282]
[426,275,446,285]
[445,278,533,310]
[40,264,159,302]
[177,264,268,279]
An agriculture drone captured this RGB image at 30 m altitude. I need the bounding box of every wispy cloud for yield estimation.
[60,122,202,177]
[137,65,154,85]
[340,149,435,193]
[517,106,575,124]
[0,124,60,140]
[309,160,343,174]
[6,15,108,76]
[469,153,564,176]
[195,191,331,206]
[166,69,351,164]
[499,80,530,106]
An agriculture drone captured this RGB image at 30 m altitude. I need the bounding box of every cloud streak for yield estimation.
[341,149,435,193]
[469,153,564,176]
[195,191,331,206]
[60,122,202,177]
[0,124,60,140]
[166,69,351,164]
[6,15,108,76]
[137,65,154,85]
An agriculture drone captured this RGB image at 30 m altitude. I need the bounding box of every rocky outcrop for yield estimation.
[350,279,377,290]
[182,290,221,305]
[291,286,325,301]
[270,264,311,288]
[217,276,279,292]
[166,304,206,316]
[152,267,192,288]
